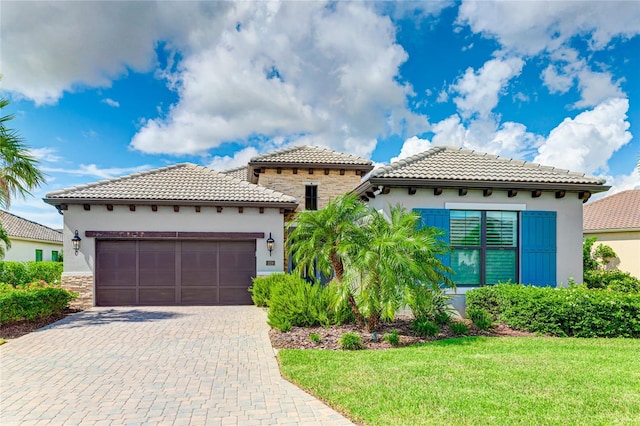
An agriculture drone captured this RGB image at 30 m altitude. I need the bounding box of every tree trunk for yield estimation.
[329,253,364,328]
[366,312,380,332]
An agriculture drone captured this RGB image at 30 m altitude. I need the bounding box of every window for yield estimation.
[450,210,518,286]
[35,249,43,262]
[305,185,318,210]
[52,251,59,262]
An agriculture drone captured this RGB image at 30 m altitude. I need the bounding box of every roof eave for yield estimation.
[43,198,298,210]
[584,227,640,234]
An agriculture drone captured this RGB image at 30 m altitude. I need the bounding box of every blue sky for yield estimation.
[2,1,639,228]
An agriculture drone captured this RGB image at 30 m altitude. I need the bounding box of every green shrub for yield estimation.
[309,332,321,344]
[411,317,440,337]
[0,261,63,286]
[0,283,76,324]
[383,330,401,347]
[584,269,640,293]
[468,308,493,331]
[406,285,453,323]
[467,284,640,337]
[339,332,364,350]
[249,273,287,307]
[267,275,331,331]
[449,321,470,336]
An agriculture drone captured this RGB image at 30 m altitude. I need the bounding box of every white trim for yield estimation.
[445,202,527,211]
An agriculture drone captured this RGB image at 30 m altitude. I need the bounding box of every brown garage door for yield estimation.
[96,240,256,306]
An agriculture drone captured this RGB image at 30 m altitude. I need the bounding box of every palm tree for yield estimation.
[1,96,45,209]
[0,94,45,258]
[286,193,368,326]
[346,205,453,331]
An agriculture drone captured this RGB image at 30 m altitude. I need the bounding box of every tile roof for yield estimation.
[249,145,373,166]
[584,189,640,231]
[1,211,63,243]
[370,146,606,186]
[44,163,297,205]
[222,165,249,181]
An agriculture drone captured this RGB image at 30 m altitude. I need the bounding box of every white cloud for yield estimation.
[43,164,153,179]
[102,98,120,108]
[541,64,574,94]
[573,69,625,109]
[450,57,524,118]
[130,2,425,158]
[390,136,432,163]
[207,146,259,171]
[29,147,62,163]
[534,98,632,175]
[589,168,640,203]
[457,1,640,56]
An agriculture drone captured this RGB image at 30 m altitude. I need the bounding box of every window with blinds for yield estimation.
[450,210,518,286]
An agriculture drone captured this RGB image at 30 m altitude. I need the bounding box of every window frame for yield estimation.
[304,184,318,211]
[450,210,519,286]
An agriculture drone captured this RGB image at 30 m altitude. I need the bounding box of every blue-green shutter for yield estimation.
[521,211,556,287]
[414,208,450,269]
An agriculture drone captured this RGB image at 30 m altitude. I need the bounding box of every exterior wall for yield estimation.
[61,204,286,306]
[366,187,584,288]
[4,238,62,262]
[257,168,362,212]
[583,230,640,278]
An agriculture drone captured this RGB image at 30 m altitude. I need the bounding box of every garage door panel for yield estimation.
[219,288,252,305]
[219,270,255,287]
[96,288,136,306]
[139,288,176,305]
[181,288,217,305]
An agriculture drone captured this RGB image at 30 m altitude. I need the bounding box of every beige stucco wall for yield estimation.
[257,168,362,212]
[61,204,287,305]
[4,238,62,262]
[366,187,585,288]
[584,230,640,278]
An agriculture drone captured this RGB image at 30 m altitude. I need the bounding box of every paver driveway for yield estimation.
[0,306,353,425]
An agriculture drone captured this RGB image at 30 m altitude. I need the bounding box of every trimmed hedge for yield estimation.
[0,282,77,324]
[0,261,63,286]
[466,284,640,338]
[583,269,640,293]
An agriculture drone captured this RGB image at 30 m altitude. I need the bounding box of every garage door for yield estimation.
[95,240,256,306]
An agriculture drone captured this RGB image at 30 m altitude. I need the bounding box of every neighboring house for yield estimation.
[44,164,297,307]
[0,210,63,262]
[355,146,609,294]
[583,189,640,278]
[44,145,609,308]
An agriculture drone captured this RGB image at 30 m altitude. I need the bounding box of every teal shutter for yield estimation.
[521,211,556,287]
[414,208,450,269]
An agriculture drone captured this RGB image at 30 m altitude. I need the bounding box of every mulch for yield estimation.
[0,308,83,340]
[269,317,537,350]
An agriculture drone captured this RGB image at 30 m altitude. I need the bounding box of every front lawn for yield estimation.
[279,337,640,425]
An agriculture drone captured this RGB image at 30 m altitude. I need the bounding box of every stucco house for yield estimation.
[583,189,640,278]
[1,210,63,262]
[45,145,609,308]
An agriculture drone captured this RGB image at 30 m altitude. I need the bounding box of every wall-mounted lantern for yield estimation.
[266,233,275,256]
[71,230,82,256]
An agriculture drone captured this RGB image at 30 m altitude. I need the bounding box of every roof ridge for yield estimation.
[45,163,190,197]
[250,145,307,162]
[249,145,372,164]
[371,145,449,176]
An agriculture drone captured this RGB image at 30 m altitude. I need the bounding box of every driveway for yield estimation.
[0,306,353,425]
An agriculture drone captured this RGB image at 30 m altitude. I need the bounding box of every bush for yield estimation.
[267,275,328,331]
[309,333,321,344]
[468,308,493,331]
[0,282,76,324]
[467,284,640,337]
[449,321,470,336]
[249,273,287,307]
[584,269,640,293]
[406,285,453,323]
[383,330,401,347]
[411,317,440,337]
[0,261,63,286]
[339,332,364,350]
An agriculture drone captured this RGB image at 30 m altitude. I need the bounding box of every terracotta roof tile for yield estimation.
[222,166,249,181]
[584,189,640,231]
[371,146,606,185]
[250,145,373,166]
[44,163,297,205]
[1,211,63,243]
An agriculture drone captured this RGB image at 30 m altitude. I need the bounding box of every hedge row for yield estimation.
[249,273,353,331]
[0,261,63,286]
[466,284,640,338]
[0,282,77,324]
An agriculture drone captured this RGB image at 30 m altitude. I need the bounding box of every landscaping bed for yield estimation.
[0,307,82,339]
[269,316,536,350]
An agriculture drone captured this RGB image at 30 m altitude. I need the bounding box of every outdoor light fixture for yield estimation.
[71,230,82,256]
[266,233,275,256]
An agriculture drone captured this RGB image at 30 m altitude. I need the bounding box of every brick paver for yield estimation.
[0,307,353,425]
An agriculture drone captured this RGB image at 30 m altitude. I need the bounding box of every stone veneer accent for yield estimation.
[258,168,363,212]
[62,274,94,309]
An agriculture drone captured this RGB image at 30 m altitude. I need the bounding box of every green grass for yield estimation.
[279,337,640,425]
